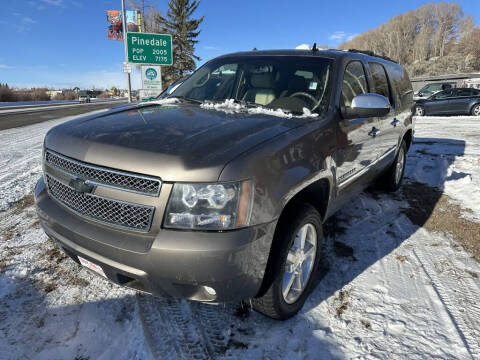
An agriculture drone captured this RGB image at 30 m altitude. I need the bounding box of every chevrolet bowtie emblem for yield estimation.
[69,177,94,194]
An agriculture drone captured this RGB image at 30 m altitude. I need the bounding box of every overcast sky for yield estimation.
[1,0,479,90]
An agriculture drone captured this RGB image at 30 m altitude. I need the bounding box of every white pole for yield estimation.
[121,0,132,102]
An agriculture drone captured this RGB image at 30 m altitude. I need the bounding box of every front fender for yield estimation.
[218,118,337,226]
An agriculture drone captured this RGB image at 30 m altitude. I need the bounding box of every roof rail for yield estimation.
[347,49,398,64]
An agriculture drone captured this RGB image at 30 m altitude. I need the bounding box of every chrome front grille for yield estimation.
[46,175,154,232]
[45,150,161,196]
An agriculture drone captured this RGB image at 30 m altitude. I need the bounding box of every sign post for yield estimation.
[121,0,132,102]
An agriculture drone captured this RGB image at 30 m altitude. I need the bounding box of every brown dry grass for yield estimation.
[400,182,480,261]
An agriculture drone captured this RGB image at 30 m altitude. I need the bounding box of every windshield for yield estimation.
[169,55,333,115]
[419,83,451,96]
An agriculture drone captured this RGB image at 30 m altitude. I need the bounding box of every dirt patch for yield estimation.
[8,193,35,215]
[226,339,248,350]
[335,289,350,318]
[399,182,480,262]
[395,255,408,263]
[45,246,68,264]
[466,270,478,279]
[360,319,372,329]
[43,282,57,293]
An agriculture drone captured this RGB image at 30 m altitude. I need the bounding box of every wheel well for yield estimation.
[403,129,413,151]
[255,178,330,298]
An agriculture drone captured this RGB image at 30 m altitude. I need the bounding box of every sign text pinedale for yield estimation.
[126,32,173,65]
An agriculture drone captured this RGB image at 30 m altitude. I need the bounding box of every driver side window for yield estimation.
[434,89,454,99]
[342,61,368,107]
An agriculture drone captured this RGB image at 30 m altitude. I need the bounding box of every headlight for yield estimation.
[164,180,253,230]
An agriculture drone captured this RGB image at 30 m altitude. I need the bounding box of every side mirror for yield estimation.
[342,93,391,119]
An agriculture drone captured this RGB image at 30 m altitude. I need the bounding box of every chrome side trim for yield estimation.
[338,148,396,191]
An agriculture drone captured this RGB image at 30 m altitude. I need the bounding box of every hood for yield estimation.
[45,102,303,182]
[414,97,430,104]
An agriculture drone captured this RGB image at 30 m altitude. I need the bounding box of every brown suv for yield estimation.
[35,49,414,319]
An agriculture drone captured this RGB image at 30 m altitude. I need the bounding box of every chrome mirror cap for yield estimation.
[351,93,391,110]
[343,93,391,119]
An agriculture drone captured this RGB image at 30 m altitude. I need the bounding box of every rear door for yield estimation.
[448,89,480,114]
[367,62,399,160]
[336,60,378,189]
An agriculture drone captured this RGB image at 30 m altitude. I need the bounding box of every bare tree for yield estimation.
[338,1,479,76]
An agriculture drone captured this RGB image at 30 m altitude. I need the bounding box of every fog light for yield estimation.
[204,286,216,296]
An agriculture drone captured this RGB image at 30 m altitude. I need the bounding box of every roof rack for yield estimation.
[347,49,398,64]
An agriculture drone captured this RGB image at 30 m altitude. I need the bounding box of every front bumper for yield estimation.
[35,177,276,302]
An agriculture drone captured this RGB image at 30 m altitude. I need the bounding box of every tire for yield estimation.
[252,202,324,320]
[415,105,425,116]
[471,103,480,116]
[380,140,407,192]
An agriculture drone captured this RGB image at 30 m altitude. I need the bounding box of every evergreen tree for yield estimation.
[156,0,204,84]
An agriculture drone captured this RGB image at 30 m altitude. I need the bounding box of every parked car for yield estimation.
[415,88,480,116]
[413,82,456,101]
[78,94,91,103]
[35,49,413,319]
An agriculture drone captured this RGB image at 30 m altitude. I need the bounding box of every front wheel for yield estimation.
[252,203,324,320]
[415,105,425,116]
[471,103,480,116]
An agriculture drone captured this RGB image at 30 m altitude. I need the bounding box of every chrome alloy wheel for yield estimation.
[473,105,480,116]
[395,146,405,185]
[282,223,317,304]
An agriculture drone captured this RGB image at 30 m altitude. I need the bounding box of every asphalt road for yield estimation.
[0,101,128,131]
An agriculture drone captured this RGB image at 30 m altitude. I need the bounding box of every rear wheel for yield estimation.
[415,105,425,116]
[471,104,480,116]
[252,203,324,320]
[379,140,407,192]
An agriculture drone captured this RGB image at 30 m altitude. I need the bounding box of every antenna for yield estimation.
[312,43,318,53]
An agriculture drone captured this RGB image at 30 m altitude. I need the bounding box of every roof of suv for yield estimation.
[216,49,399,65]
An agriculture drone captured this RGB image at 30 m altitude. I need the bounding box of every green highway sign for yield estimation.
[126,32,173,65]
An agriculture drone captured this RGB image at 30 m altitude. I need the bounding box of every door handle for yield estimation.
[368,127,380,137]
[391,118,400,127]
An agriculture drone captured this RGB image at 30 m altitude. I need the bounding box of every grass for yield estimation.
[400,182,480,262]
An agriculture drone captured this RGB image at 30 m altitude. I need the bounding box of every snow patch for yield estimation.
[201,99,319,118]
[139,97,180,106]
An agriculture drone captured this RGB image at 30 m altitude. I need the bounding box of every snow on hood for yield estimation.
[138,97,181,106]
[200,99,319,119]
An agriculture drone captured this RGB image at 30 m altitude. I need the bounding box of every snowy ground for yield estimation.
[1,113,479,359]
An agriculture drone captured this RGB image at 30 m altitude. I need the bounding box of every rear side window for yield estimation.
[342,61,368,107]
[456,89,478,97]
[369,62,392,104]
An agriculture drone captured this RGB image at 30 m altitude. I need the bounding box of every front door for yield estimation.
[336,60,378,190]
[425,89,455,114]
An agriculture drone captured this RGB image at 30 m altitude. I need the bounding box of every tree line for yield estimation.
[338,2,480,77]
[0,84,50,102]
[127,0,204,86]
